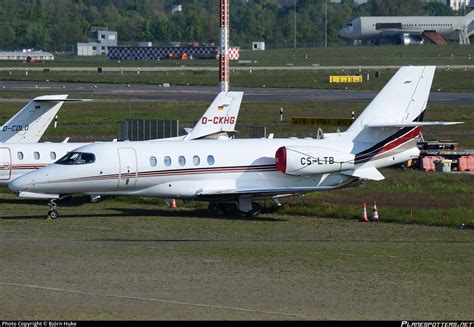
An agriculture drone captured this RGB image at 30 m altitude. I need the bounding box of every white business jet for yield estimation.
[1,91,243,189]
[10,66,461,218]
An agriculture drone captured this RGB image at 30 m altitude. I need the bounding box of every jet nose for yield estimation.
[9,175,32,192]
[338,27,349,38]
[9,178,24,192]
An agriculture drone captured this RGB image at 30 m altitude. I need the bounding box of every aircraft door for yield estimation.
[0,147,12,180]
[117,147,137,189]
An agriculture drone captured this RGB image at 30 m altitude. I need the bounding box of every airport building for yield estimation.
[0,50,54,61]
[77,27,118,56]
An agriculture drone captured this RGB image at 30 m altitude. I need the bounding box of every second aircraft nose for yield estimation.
[8,176,29,192]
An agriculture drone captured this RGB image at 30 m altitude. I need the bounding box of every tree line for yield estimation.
[0,0,461,51]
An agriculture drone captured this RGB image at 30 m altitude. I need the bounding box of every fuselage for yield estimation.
[339,16,469,41]
[8,132,420,200]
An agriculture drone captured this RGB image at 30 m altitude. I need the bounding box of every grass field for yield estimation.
[1,67,473,92]
[0,200,473,320]
[1,99,471,146]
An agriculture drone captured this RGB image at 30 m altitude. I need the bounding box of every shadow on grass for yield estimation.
[1,207,287,222]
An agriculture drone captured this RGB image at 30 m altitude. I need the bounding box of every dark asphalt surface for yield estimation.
[0,81,473,105]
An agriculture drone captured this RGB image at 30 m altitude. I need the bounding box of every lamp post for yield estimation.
[325,0,328,48]
[294,0,297,49]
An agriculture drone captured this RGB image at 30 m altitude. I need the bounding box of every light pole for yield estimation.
[324,0,328,48]
[294,0,297,49]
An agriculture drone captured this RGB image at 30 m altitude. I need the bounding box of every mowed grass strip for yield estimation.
[0,101,471,145]
[1,68,473,92]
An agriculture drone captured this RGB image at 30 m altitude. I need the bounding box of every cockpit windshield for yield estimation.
[56,152,96,165]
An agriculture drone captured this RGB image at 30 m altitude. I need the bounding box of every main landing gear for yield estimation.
[47,199,59,220]
[208,200,262,217]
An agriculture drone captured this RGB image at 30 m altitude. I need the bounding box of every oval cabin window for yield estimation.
[207,155,215,166]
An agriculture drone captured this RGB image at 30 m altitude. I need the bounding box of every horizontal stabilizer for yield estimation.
[18,191,60,199]
[365,121,463,128]
[341,167,385,181]
[33,95,93,103]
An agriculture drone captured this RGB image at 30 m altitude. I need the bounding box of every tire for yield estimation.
[48,210,59,220]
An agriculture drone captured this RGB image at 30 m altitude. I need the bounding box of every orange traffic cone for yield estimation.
[371,200,379,222]
[360,202,369,222]
[169,199,177,209]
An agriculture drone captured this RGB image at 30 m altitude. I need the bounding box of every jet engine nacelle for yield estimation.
[275,146,355,176]
[400,33,424,45]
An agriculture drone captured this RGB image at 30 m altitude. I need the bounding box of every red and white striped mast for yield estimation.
[219,0,230,93]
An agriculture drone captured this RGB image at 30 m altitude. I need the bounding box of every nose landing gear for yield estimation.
[47,199,59,220]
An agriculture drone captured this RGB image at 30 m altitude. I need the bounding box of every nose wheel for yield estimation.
[47,199,59,220]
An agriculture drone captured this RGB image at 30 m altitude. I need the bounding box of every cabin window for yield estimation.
[150,156,157,167]
[17,152,24,160]
[56,152,95,165]
[207,155,215,166]
[178,156,186,166]
[193,155,200,166]
[50,152,56,160]
[164,156,172,167]
[34,152,40,160]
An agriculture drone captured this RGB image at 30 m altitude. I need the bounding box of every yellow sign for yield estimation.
[329,75,363,83]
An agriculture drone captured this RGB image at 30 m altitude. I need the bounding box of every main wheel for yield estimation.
[47,210,59,220]
[246,202,262,217]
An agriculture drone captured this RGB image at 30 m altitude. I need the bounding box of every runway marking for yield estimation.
[0,281,308,319]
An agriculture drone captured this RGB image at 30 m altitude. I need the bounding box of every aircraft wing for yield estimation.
[194,184,359,202]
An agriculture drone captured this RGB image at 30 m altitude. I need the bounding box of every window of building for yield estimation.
[150,156,157,167]
[178,156,186,166]
[50,152,56,160]
[34,152,40,160]
[193,155,200,166]
[207,155,215,166]
[17,152,24,160]
[164,156,172,167]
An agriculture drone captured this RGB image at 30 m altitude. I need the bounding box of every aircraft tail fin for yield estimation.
[346,66,437,165]
[1,95,91,143]
[184,91,243,140]
[347,66,436,138]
